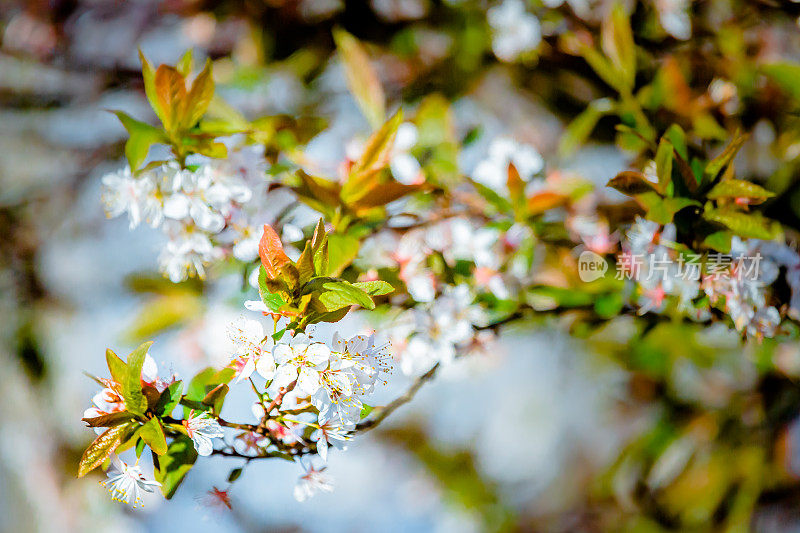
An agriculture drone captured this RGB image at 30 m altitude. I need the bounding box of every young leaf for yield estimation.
[296,241,316,285]
[258,224,294,280]
[558,98,613,156]
[654,138,673,193]
[707,179,774,204]
[112,111,167,172]
[202,383,229,414]
[326,233,360,276]
[105,348,127,384]
[636,192,699,224]
[353,280,394,296]
[704,132,748,184]
[155,380,183,417]
[154,435,198,499]
[608,171,659,196]
[139,50,166,126]
[82,411,134,428]
[77,424,132,477]
[703,207,782,240]
[176,49,194,77]
[181,58,214,130]
[601,3,636,91]
[333,28,385,128]
[257,266,289,311]
[154,65,187,134]
[319,281,375,311]
[122,341,153,416]
[139,417,168,455]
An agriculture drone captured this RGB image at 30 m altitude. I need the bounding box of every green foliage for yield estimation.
[153,435,198,499]
[122,341,152,416]
[78,424,134,477]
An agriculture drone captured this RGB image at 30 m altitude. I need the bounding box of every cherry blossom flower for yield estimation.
[100,455,161,508]
[293,461,333,502]
[272,335,332,393]
[227,317,275,382]
[159,231,222,283]
[183,410,225,456]
[312,417,352,462]
[101,166,162,230]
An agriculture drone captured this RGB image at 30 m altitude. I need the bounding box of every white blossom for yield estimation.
[227,317,276,382]
[293,461,333,502]
[472,136,544,195]
[101,455,161,507]
[487,0,541,62]
[183,410,225,456]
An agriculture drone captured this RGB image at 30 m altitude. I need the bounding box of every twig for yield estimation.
[356,362,441,432]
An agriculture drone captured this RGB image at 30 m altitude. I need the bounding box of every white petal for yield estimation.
[297,367,321,395]
[256,354,276,380]
[305,343,331,366]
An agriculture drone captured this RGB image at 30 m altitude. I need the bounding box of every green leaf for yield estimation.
[202,383,229,414]
[579,44,625,93]
[135,438,146,458]
[155,380,183,417]
[228,467,243,483]
[703,231,733,253]
[655,138,673,193]
[326,233,360,276]
[707,179,774,204]
[704,132,748,184]
[139,50,166,126]
[296,241,316,285]
[558,98,613,156]
[342,110,404,201]
[763,62,800,101]
[601,3,636,91]
[154,435,198,499]
[333,28,385,128]
[183,367,234,417]
[112,111,167,172]
[703,207,782,240]
[319,281,375,311]
[352,280,394,296]
[105,348,127,384]
[122,341,153,416]
[664,124,688,159]
[636,192,699,224]
[176,49,193,77]
[257,266,288,311]
[77,423,133,477]
[139,417,168,455]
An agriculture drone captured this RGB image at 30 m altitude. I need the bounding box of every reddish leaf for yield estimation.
[259,225,293,279]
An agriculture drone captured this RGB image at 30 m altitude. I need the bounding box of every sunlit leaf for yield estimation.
[333,28,385,128]
[78,424,132,477]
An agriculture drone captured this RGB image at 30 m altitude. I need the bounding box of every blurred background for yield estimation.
[4,1,800,532]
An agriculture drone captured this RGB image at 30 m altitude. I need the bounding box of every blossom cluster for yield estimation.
[101,141,268,282]
[618,217,800,339]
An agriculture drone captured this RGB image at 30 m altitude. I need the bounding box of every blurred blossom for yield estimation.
[656,0,691,40]
[487,0,542,62]
[472,136,544,195]
[371,0,429,21]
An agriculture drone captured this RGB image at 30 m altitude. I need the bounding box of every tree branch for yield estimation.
[356,362,440,432]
